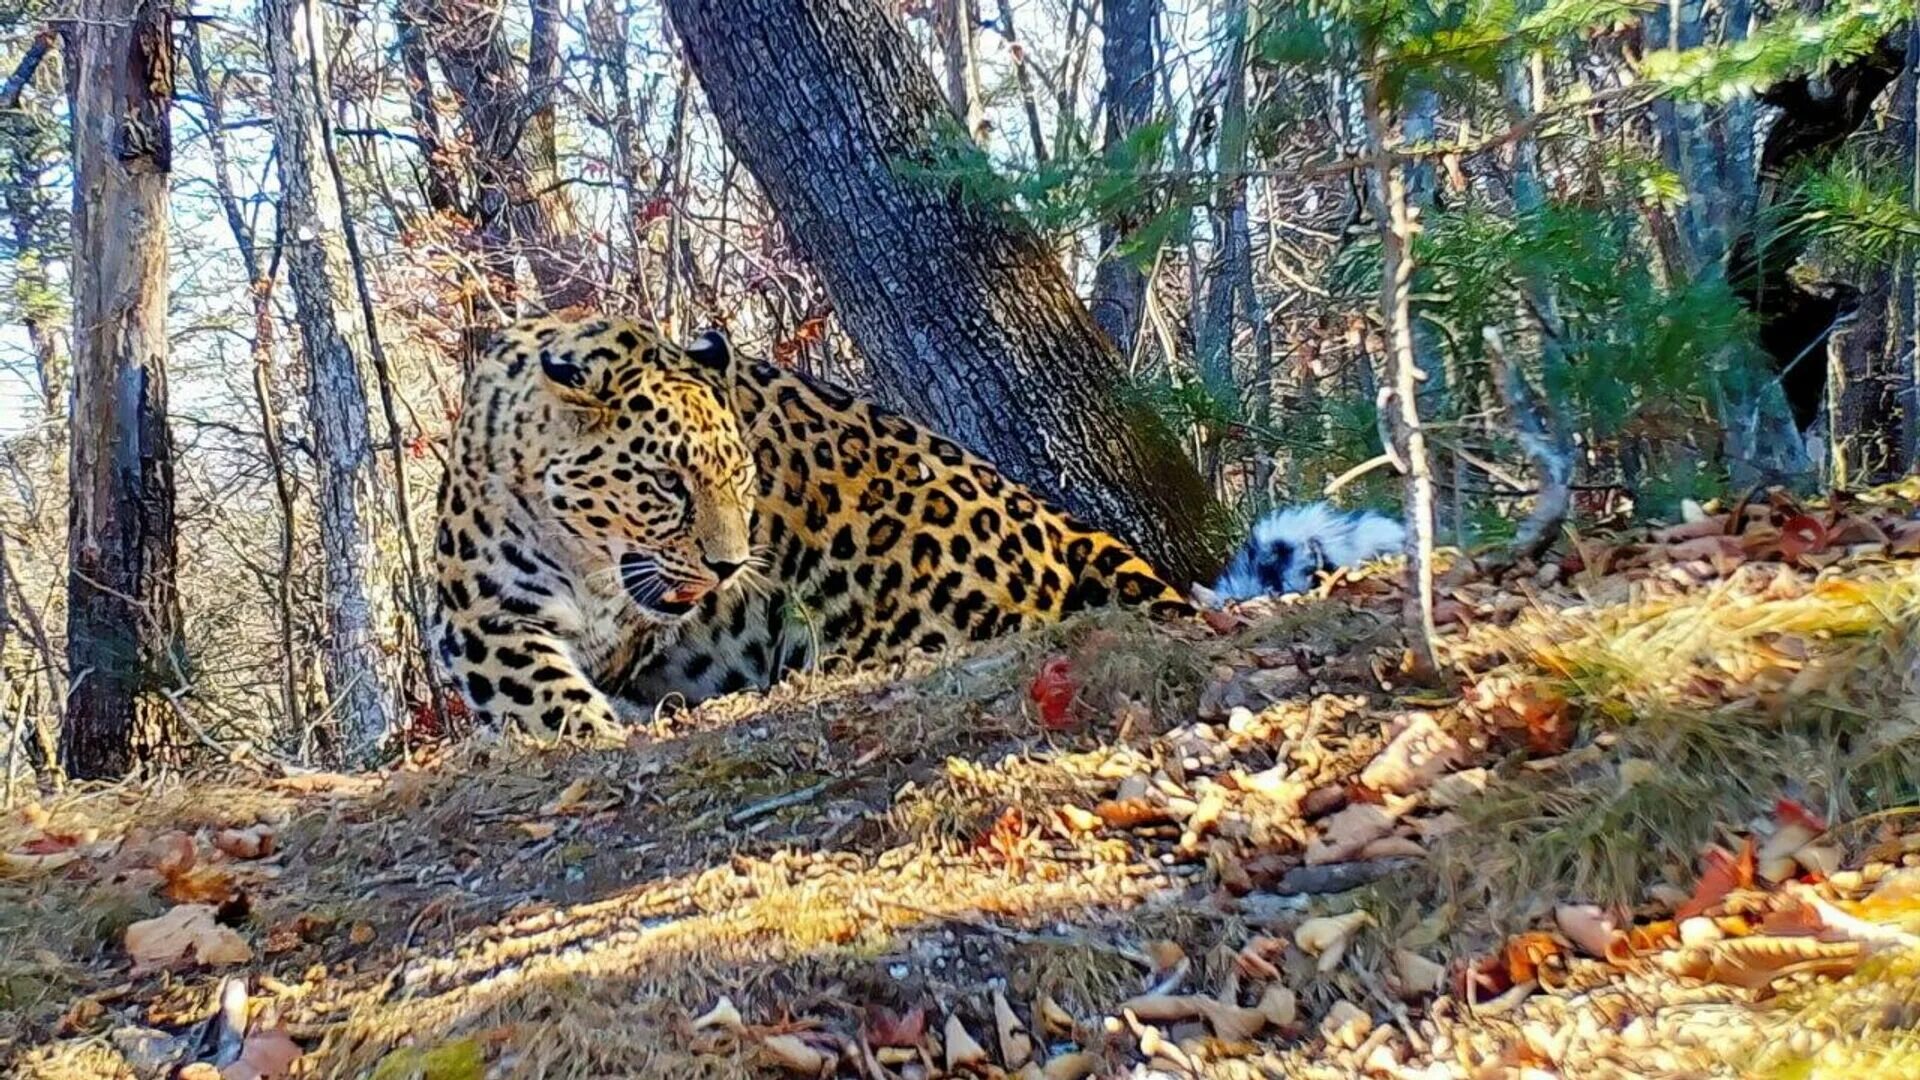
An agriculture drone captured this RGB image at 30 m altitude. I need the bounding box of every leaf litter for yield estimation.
[3,483,1920,1078]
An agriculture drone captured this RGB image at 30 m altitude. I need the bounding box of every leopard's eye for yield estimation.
[656,469,687,496]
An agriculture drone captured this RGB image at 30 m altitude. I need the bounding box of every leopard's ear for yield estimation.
[684,328,731,373]
[679,328,729,382]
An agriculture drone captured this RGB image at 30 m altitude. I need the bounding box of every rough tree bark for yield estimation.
[265,0,396,759]
[414,0,596,311]
[1090,0,1158,357]
[664,0,1224,585]
[59,0,186,777]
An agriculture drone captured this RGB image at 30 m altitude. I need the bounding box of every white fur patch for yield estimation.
[1212,503,1406,601]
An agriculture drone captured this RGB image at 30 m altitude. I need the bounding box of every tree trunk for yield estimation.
[935,0,987,140]
[664,0,1224,585]
[59,0,186,778]
[415,0,596,311]
[184,21,305,739]
[265,0,396,760]
[1196,0,1250,489]
[1361,80,1439,682]
[1090,0,1158,357]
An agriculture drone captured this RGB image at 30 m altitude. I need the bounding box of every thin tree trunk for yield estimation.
[265,0,396,759]
[1196,0,1250,489]
[665,0,1225,584]
[0,31,66,425]
[59,0,186,777]
[184,23,304,737]
[394,3,461,215]
[1906,16,1920,472]
[989,0,1048,164]
[1499,33,1574,555]
[1090,0,1158,357]
[1361,80,1439,681]
[936,0,987,140]
[303,0,447,738]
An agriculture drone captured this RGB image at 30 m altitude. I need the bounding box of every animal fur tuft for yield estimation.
[1211,502,1406,601]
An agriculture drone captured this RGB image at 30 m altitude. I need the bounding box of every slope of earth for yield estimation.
[5,485,1920,1080]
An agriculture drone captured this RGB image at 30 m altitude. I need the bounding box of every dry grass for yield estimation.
[1436,564,1920,932]
[6,554,1920,1078]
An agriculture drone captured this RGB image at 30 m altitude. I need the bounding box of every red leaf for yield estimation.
[1028,656,1078,730]
[1779,516,1829,562]
[1774,796,1828,834]
[866,1005,928,1048]
[19,831,83,855]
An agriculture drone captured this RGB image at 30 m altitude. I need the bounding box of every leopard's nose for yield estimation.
[703,557,745,584]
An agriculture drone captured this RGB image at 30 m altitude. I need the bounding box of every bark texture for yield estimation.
[265,0,396,758]
[59,0,185,777]
[1091,0,1159,356]
[413,0,596,310]
[664,0,1224,585]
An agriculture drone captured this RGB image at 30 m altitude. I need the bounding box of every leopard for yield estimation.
[431,313,1194,741]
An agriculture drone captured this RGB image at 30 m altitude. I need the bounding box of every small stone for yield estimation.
[1227,707,1257,734]
[110,1026,190,1078]
[1677,916,1722,947]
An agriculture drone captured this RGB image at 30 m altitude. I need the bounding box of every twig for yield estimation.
[878,897,1153,968]
[725,778,843,827]
[1273,857,1418,895]
[1323,452,1397,497]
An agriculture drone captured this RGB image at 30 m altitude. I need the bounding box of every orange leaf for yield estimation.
[163,866,241,906]
[1503,931,1565,985]
[213,825,276,861]
[1677,839,1757,920]
[154,831,196,878]
[125,904,252,973]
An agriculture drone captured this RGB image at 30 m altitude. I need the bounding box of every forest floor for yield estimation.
[5,486,1920,1080]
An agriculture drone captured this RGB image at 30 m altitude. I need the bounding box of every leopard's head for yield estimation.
[517,318,756,618]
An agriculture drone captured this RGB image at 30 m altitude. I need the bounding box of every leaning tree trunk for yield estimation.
[59,0,186,778]
[265,0,397,760]
[415,0,596,312]
[664,0,1225,585]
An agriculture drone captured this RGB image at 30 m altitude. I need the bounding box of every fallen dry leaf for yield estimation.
[212,825,276,861]
[944,1013,988,1071]
[866,1004,926,1049]
[162,865,241,906]
[1305,803,1396,865]
[219,1029,303,1080]
[993,990,1031,1068]
[1,849,80,875]
[1392,948,1446,998]
[126,904,252,973]
[760,1033,835,1075]
[1295,910,1372,973]
[1554,904,1621,960]
[1663,935,1864,991]
[1359,713,1464,795]
[1677,839,1757,920]
[692,997,744,1034]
